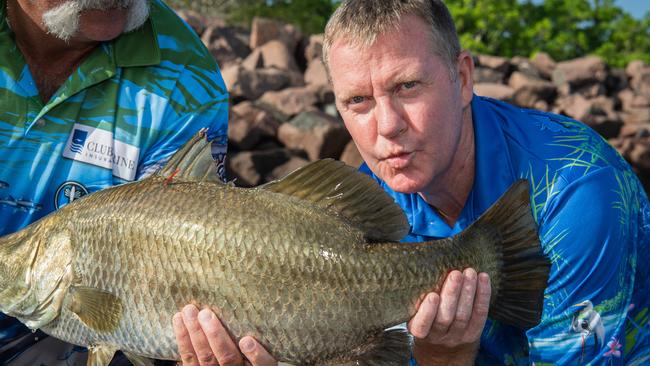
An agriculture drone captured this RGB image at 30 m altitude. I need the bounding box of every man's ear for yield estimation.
[456,50,474,108]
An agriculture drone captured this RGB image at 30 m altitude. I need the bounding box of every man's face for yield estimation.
[329,14,474,195]
[24,0,149,42]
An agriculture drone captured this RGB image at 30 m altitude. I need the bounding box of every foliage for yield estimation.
[445,0,650,67]
[166,0,650,67]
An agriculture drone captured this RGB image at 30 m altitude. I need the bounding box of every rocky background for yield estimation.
[177,11,650,194]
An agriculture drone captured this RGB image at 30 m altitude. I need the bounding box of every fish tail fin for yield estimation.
[323,329,410,366]
[469,180,550,329]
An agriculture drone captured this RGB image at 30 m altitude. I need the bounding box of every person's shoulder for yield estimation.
[148,0,217,70]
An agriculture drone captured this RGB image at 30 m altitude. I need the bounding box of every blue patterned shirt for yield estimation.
[362,95,650,365]
[0,0,228,364]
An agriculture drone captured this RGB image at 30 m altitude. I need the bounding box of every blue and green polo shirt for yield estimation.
[0,0,229,363]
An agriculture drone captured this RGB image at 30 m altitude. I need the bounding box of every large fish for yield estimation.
[0,131,550,366]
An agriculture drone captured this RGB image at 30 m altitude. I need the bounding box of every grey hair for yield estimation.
[323,0,461,79]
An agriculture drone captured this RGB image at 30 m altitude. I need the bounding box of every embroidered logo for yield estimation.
[63,124,140,181]
[54,181,89,210]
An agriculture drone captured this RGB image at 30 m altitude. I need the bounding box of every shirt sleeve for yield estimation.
[526,166,640,365]
[135,64,229,181]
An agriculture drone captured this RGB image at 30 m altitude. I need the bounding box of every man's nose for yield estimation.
[375,97,407,139]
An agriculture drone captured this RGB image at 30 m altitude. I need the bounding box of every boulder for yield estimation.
[630,142,650,170]
[305,34,324,62]
[340,141,364,168]
[631,69,650,98]
[621,108,650,125]
[228,102,281,151]
[477,55,510,73]
[530,52,556,80]
[222,66,294,101]
[259,87,319,118]
[474,83,514,102]
[267,156,311,181]
[277,111,351,161]
[552,56,608,88]
[473,67,505,84]
[305,58,333,103]
[626,60,647,78]
[257,40,300,71]
[226,149,292,187]
[511,56,541,79]
[508,71,556,108]
[249,17,301,53]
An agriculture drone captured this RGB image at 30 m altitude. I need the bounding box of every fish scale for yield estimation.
[0,133,550,366]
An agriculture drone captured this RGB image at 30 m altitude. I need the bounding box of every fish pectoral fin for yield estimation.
[157,129,224,184]
[260,159,410,241]
[67,286,123,333]
[324,329,411,366]
[122,351,155,366]
[87,345,118,366]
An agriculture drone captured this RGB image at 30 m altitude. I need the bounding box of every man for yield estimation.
[177,1,650,366]
[0,0,228,364]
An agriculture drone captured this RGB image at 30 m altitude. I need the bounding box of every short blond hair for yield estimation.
[323,0,461,78]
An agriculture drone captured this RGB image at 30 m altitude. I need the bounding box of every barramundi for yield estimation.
[0,131,550,366]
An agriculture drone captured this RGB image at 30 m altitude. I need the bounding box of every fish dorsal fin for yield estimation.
[261,159,409,241]
[87,344,118,366]
[158,129,223,183]
[68,286,123,333]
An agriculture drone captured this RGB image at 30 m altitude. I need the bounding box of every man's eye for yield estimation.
[402,81,417,89]
[349,96,365,104]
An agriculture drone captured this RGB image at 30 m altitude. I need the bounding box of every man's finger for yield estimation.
[197,308,244,366]
[181,305,219,366]
[431,270,463,334]
[239,336,278,366]
[173,312,199,366]
[463,273,491,342]
[447,268,477,336]
[408,292,440,339]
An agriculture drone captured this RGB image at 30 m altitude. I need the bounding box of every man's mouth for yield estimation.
[381,151,414,169]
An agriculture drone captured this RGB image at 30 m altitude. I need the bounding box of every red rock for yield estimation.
[552,56,608,88]
[277,111,351,161]
[474,83,514,102]
[305,34,324,61]
[259,87,319,118]
[340,141,364,168]
[531,52,556,80]
[477,54,510,73]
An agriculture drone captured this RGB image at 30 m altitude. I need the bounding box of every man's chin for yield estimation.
[78,8,128,41]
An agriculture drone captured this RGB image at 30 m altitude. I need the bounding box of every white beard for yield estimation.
[41,0,150,41]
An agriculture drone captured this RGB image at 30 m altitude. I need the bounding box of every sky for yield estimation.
[616,0,650,18]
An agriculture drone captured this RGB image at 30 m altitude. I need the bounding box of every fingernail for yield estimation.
[173,313,183,325]
[240,337,255,353]
[183,305,198,318]
[198,309,213,323]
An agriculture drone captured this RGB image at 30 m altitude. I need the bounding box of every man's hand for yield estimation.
[408,269,491,366]
[173,305,278,366]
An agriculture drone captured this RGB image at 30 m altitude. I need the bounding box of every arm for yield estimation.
[526,167,639,365]
[173,305,277,366]
[409,269,491,366]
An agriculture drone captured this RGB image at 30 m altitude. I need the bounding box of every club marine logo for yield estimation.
[70,129,89,154]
